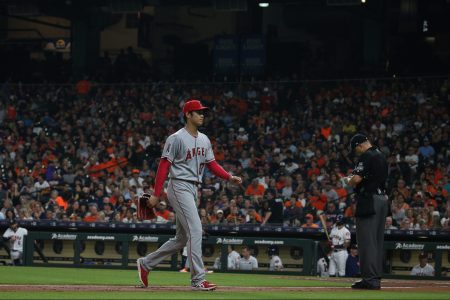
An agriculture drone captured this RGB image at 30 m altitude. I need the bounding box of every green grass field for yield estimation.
[0,266,448,299]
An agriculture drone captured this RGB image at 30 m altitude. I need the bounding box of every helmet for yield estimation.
[336,215,344,226]
[268,245,279,256]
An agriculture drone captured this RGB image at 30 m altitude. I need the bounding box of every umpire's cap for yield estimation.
[183,100,208,114]
[350,133,369,150]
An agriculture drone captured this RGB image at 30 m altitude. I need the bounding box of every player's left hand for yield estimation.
[229,176,242,185]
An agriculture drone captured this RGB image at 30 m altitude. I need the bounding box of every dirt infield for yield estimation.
[0,278,449,293]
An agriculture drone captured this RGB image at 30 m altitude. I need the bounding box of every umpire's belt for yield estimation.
[172,178,201,186]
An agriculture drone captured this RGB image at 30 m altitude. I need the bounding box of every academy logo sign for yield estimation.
[254,240,284,245]
[216,238,244,245]
[86,235,115,241]
[436,244,450,250]
[51,233,77,240]
[132,235,159,242]
[395,242,424,250]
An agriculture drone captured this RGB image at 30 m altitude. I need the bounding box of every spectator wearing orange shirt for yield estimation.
[344,201,357,220]
[75,77,92,95]
[245,179,266,198]
[396,179,410,199]
[226,206,244,224]
[83,203,100,222]
[214,145,225,162]
[6,104,17,121]
[301,214,319,228]
[307,161,320,178]
[155,201,170,220]
[315,149,327,169]
[335,181,348,201]
[308,187,328,211]
[247,206,262,224]
[55,194,68,211]
[321,124,332,140]
[210,209,226,225]
[423,193,438,209]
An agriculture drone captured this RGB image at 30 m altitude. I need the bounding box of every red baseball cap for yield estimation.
[182,100,208,114]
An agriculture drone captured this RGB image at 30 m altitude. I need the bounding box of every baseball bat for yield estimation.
[34,240,48,263]
[319,214,331,241]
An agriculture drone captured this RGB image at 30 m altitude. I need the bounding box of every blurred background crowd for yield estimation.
[0,77,449,231]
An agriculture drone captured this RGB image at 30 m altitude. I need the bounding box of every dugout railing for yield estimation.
[14,230,450,279]
[21,231,317,275]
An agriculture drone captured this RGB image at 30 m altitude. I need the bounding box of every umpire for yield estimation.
[344,134,388,290]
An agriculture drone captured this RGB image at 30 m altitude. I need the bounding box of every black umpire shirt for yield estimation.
[265,197,284,224]
[352,146,388,217]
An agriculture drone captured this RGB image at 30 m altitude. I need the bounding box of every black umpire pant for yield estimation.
[355,194,388,287]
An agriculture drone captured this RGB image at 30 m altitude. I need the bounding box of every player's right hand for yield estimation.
[229,176,242,185]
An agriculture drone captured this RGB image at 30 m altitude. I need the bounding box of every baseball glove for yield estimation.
[137,193,156,221]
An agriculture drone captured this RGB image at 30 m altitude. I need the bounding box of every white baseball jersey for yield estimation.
[410,264,435,276]
[213,257,221,270]
[228,250,241,270]
[330,225,351,247]
[317,257,329,277]
[269,255,283,271]
[162,128,215,183]
[238,256,258,270]
[3,227,28,251]
[129,177,145,195]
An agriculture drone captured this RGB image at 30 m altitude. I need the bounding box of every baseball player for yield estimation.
[2,219,28,265]
[238,246,258,270]
[317,246,332,277]
[328,216,350,277]
[410,252,435,276]
[268,245,283,271]
[212,245,241,270]
[227,245,241,270]
[136,100,242,291]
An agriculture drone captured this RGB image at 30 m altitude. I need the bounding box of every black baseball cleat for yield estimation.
[351,280,380,290]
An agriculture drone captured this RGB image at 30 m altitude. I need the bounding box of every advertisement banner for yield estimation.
[213,35,239,75]
[240,35,265,75]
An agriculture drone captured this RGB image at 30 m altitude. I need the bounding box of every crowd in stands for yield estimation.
[0,77,449,232]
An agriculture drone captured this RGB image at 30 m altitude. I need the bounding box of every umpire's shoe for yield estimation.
[137,258,149,288]
[351,280,380,290]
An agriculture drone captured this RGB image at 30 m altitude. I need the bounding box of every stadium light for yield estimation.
[361,0,366,3]
[259,2,269,8]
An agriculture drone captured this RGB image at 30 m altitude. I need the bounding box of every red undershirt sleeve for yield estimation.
[153,158,171,197]
[206,160,231,181]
